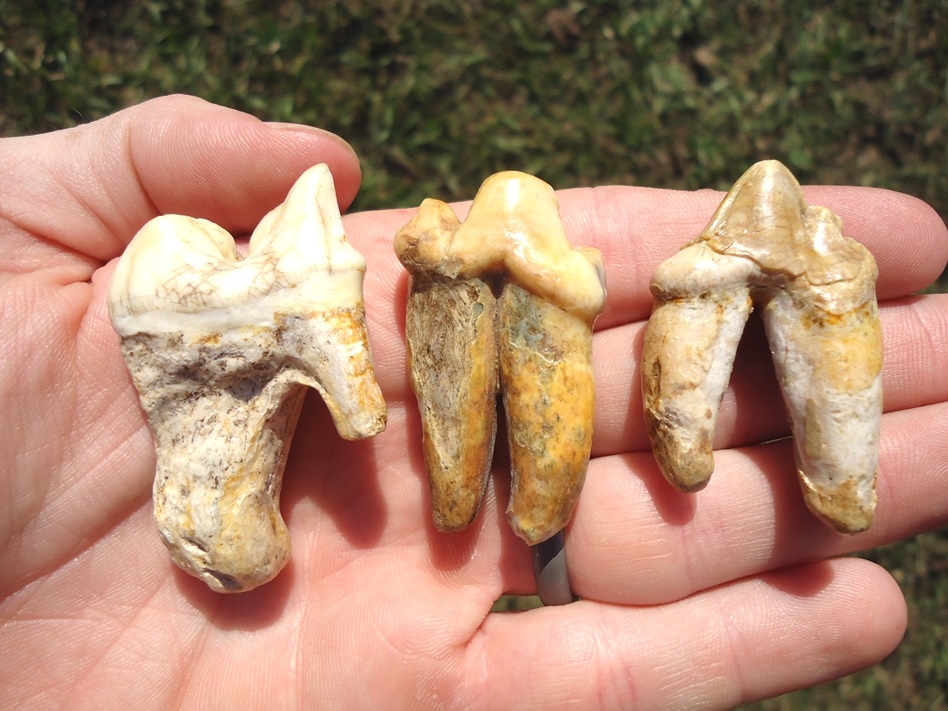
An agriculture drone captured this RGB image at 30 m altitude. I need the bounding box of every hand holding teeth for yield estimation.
[395,172,606,602]
[108,164,387,593]
[643,160,883,533]
[107,152,879,602]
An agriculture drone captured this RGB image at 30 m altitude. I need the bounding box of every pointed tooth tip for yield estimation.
[736,159,799,188]
[284,162,335,198]
[477,169,554,194]
[714,159,805,219]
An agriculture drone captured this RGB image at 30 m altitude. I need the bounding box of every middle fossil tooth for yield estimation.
[395,172,606,546]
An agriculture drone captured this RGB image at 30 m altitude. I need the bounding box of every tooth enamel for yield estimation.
[642,160,882,533]
[395,171,605,545]
[108,164,387,592]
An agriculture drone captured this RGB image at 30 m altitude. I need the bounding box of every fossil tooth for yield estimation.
[394,171,606,551]
[642,160,882,533]
[108,163,387,592]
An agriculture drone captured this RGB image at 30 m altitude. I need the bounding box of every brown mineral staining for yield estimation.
[406,278,498,532]
[395,171,605,545]
[642,160,882,533]
[108,164,387,593]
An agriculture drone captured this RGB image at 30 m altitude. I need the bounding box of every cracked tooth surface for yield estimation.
[108,164,387,592]
[406,278,498,532]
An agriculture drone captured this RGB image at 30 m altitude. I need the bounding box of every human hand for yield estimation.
[2,95,946,709]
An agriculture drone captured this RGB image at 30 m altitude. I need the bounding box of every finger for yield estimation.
[567,400,948,605]
[474,558,905,710]
[1,94,362,263]
[589,292,948,456]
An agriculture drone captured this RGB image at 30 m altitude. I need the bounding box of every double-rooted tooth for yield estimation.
[108,164,387,592]
[642,160,882,533]
[395,172,605,545]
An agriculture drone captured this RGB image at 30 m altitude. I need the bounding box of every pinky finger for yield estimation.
[469,557,906,711]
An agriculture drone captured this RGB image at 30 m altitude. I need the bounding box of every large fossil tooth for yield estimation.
[108,164,387,592]
[642,160,882,533]
[395,172,606,557]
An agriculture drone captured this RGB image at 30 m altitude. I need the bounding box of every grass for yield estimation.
[4,1,948,228]
[3,1,948,706]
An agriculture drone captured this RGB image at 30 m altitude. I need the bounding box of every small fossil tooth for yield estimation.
[642,160,882,533]
[108,164,387,592]
[394,171,606,553]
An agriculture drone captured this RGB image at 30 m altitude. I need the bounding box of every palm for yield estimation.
[2,97,948,709]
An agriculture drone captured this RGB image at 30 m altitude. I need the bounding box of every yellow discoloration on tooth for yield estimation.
[642,278,753,492]
[499,284,595,545]
[108,164,387,593]
[395,171,605,545]
[643,160,882,533]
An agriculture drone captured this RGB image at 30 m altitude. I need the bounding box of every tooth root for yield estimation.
[642,260,753,491]
[499,283,595,545]
[108,164,387,592]
[643,160,882,533]
[765,294,882,532]
[294,304,388,441]
[406,278,498,532]
[761,211,882,533]
[123,332,302,592]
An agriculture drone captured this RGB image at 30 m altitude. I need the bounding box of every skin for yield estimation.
[1,94,947,709]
